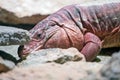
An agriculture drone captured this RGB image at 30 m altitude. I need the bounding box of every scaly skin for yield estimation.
[18,1,120,61]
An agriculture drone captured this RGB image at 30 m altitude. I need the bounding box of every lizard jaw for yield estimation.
[18,43,44,59]
[18,45,31,59]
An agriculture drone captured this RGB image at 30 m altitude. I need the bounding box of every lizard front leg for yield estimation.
[81,32,102,61]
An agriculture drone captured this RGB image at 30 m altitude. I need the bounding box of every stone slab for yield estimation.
[17,48,86,67]
[0,56,15,72]
[0,26,30,46]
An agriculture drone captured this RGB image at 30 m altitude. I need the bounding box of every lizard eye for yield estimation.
[36,32,45,39]
[37,33,42,38]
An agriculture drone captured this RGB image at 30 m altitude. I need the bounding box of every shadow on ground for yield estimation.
[92,47,120,62]
[100,47,120,56]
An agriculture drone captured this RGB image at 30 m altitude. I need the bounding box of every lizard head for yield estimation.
[18,19,84,59]
[18,20,65,58]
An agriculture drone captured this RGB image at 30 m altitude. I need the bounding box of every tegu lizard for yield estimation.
[18,1,120,61]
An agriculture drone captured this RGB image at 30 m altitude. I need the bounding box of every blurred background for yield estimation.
[0,0,98,30]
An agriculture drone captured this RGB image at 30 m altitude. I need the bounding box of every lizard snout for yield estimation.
[18,45,30,59]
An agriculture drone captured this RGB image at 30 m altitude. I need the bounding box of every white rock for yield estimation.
[0,26,30,46]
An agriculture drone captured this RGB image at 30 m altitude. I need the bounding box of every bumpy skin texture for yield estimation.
[18,1,120,61]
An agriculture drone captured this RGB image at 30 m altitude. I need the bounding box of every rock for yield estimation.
[0,25,30,72]
[87,51,120,80]
[0,0,94,25]
[1,46,115,79]
[0,26,30,46]
[0,45,20,73]
[0,25,29,72]
[0,62,103,80]
[0,45,20,60]
[0,56,15,72]
[0,8,48,25]
[17,47,86,67]
[0,46,19,73]
[100,52,120,80]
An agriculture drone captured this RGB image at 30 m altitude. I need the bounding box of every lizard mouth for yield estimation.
[18,42,43,59]
[18,45,31,59]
